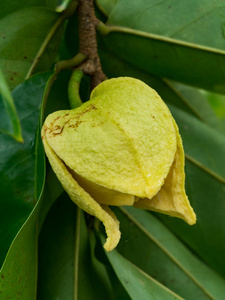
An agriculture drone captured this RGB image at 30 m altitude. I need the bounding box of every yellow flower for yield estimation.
[41,77,196,251]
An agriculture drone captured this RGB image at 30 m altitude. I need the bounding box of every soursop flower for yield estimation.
[41,77,196,251]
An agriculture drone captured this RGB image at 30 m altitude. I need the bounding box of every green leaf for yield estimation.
[100,231,184,300]
[170,106,225,183]
[0,200,39,299]
[204,91,225,119]
[97,0,225,93]
[200,89,225,133]
[166,81,225,134]
[96,0,118,16]
[0,0,58,20]
[38,195,115,300]
[38,194,76,300]
[0,73,50,267]
[0,73,48,259]
[75,209,115,300]
[0,68,23,142]
[111,207,225,299]
[0,7,64,90]
[159,159,225,278]
[0,72,51,298]
[152,106,225,277]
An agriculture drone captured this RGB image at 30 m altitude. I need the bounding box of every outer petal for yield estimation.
[134,123,196,225]
[43,77,177,200]
[41,130,121,252]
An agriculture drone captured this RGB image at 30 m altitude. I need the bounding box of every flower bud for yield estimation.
[41,77,196,251]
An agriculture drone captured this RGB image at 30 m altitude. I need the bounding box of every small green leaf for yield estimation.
[0,68,23,142]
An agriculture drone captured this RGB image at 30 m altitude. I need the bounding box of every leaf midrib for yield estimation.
[106,25,225,56]
[119,207,216,300]
[25,10,63,79]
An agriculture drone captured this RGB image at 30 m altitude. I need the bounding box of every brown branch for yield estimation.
[78,0,106,89]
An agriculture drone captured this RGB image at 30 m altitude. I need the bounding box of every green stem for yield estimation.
[41,53,86,123]
[68,69,84,109]
[96,20,110,35]
[55,52,86,74]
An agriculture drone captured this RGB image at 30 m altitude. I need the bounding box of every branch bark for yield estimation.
[78,0,106,89]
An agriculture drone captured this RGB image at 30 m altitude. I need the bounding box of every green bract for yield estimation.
[41,77,196,251]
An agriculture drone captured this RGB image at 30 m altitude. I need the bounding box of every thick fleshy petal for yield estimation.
[134,123,196,225]
[43,77,177,199]
[41,77,196,251]
[41,132,121,251]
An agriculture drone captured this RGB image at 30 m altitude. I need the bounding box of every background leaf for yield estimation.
[0,0,58,19]
[38,195,116,300]
[0,7,64,90]
[110,207,225,299]
[0,73,50,266]
[0,68,23,141]
[0,72,51,298]
[96,0,225,93]
[100,230,184,300]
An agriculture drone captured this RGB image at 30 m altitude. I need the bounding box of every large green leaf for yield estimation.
[0,73,50,267]
[0,68,23,142]
[0,0,58,20]
[38,194,77,300]
[166,81,225,134]
[96,0,225,93]
[66,13,223,131]
[100,232,184,300]
[155,106,225,277]
[38,195,116,300]
[0,128,64,299]
[0,72,51,298]
[0,198,39,299]
[110,207,225,300]
[159,159,225,278]
[0,7,64,90]
[170,106,225,182]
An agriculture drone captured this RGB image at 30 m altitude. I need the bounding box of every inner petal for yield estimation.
[69,168,135,206]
